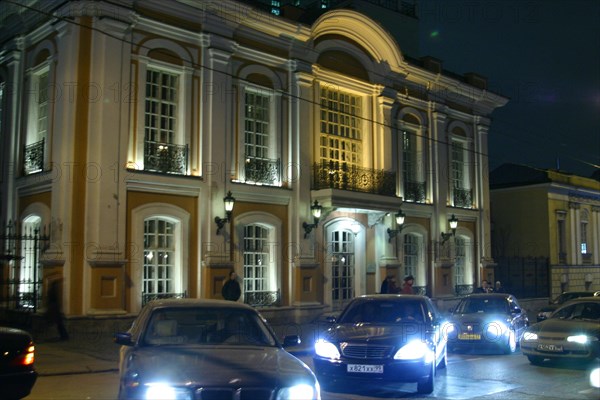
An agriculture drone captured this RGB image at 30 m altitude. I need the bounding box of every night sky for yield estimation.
[418,0,600,178]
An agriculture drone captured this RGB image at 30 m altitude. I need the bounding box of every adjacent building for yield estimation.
[490,164,600,298]
[0,0,507,323]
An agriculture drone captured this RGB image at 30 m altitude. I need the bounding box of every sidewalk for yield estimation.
[33,322,320,376]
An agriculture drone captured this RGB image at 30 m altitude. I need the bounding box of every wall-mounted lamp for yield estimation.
[214,191,235,235]
[440,214,458,244]
[387,209,406,243]
[302,200,322,238]
[350,221,362,237]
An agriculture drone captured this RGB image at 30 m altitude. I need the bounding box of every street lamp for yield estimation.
[387,209,406,243]
[302,200,322,238]
[441,214,458,244]
[215,191,235,234]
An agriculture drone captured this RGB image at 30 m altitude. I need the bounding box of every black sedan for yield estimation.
[114,299,320,400]
[536,291,598,322]
[447,293,529,354]
[312,295,449,395]
[0,327,37,400]
[521,296,600,365]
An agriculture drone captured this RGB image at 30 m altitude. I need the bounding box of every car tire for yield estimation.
[504,330,517,354]
[417,363,435,394]
[527,355,544,365]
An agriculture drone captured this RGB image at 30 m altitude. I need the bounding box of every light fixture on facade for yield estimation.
[441,214,458,244]
[350,221,361,236]
[387,209,406,243]
[302,200,322,238]
[215,191,235,235]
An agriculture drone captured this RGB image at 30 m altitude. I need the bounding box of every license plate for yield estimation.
[347,364,383,373]
[537,343,563,352]
[458,333,481,340]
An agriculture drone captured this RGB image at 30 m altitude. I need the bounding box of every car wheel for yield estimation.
[527,355,544,365]
[504,330,517,354]
[417,363,435,394]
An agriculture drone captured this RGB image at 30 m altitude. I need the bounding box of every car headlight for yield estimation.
[393,340,434,363]
[590,367,600,388]
[314,339,340,359]
[485,320,509,339]
[522,332,538,341]
[145,383,192,400]
[567,335,595,344]
[277,383,321,400]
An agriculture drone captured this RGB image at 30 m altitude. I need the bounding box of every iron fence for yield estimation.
[142,291,187,306]
[1,222,49,313]
[244,290,280,307]
[311,162,396,196]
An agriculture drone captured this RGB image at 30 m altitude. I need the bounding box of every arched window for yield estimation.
[18,215,42,309]
[331,229,355,310]
[243,224,270,297]
[454,237,466,285]
[403,233,419,278]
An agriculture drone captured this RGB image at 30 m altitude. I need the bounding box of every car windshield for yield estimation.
[339,300,426,324]
[455,297,508,314]
[552,302,600,321]
[142,307,278,347]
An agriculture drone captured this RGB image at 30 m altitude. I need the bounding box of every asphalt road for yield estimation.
[27,350,599,400]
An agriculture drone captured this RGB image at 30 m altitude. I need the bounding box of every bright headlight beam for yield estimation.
[590,367,600,388]
[523,332,538,341]
[277,383,320,400]
[567,335,589,344]
[393,340,433,362]
[314,339,340,359]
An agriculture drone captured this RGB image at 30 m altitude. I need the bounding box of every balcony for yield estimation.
[144,141,188,175]
[142,291,186,306]
[404,180,426,202]
[453,187,473,208]
[244,290,281,307]
[312,162,396,196]
[244,155,280,186]
[23,139,45,175]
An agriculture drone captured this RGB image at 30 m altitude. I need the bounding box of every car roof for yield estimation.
[144,298,256,311]
[463,293,513,299]
[357,294,429,300]
[559,291,596,296]
[561,296,600,304]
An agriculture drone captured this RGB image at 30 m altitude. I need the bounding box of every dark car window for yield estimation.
[142,308,277,346]
[455,298,508,314]
[340,300,425,324]
[553,302,600,320]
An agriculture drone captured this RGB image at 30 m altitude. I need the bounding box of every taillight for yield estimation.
[10,343,35,367]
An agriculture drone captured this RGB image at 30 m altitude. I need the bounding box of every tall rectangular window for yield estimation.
[143,218,175,295]
[557,217,566,262]
[244,91,270,160]
[36,71,49,142]
[403,234,418,278]
[243,224,270,294]
[319,87,362,168]
[451,141,465,190]
[451,140,472,207]
[454,238,465,285]
[581,222,588,254]
[145,69,177,144]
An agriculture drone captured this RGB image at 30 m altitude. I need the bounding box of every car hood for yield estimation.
[528,318,600,336]
[322,323,431,345]
[128,345,315,387]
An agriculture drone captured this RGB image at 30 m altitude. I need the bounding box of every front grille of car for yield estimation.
[196,387,274,400]
[341,343,393,359]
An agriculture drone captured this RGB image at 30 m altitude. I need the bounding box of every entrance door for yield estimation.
[331,229,355,311]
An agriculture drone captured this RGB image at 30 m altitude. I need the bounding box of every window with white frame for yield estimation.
[331,229,355,310]
[403,234,418,278]
[454,237,466,285]
[581,210,589,256]
[243,88,279,185]
[24,69,49,175]
[18,215,42,308]
[143,68,187,174]
[143,218,176,297]
[243,224,270,296]
[402,128,426,202]
[319,87,362,169]
[451,139,472,208]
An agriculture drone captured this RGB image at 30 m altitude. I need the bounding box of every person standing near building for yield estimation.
[46,278,69,341]
[401,275,414,294]
[222,270,241,301]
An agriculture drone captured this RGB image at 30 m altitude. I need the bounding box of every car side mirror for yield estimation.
[282,335,301,348]
[114,332,134,346]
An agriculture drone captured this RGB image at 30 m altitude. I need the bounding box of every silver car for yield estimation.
[115,299,320,400]
[521,297,600,365]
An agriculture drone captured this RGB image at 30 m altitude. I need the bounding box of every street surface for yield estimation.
[27,350,599,400]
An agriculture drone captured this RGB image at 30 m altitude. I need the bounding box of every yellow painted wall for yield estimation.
[491,188,550,257]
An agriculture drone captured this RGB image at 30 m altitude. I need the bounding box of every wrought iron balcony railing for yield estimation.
[144,141,188,175]
[312,162,396,196]
[142,291,187,306]
[455,284,475,296]
[244,290,281,307]
[404,180,426,202]
[453,187,473,208]
[23,139,45,175]
[244,155,280,185]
